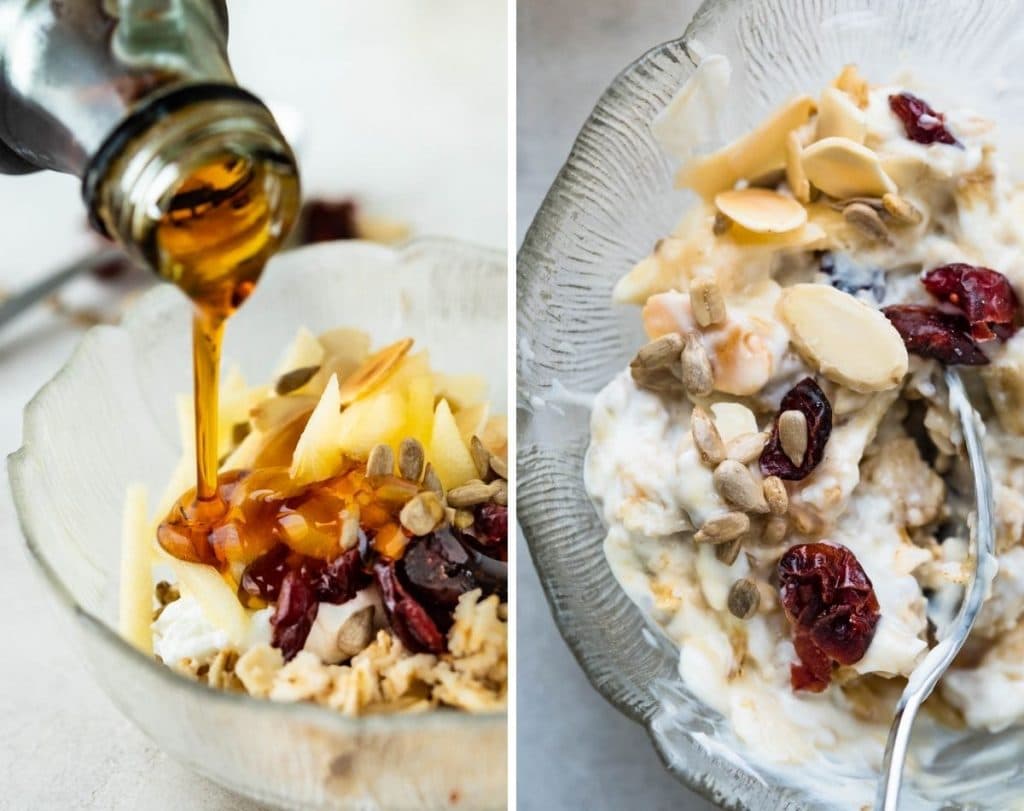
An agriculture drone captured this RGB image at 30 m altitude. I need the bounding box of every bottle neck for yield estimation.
[87,86,300,305]
[0,0,231,175]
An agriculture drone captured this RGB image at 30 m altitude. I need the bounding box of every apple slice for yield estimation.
[336,389,406,459]
[290,373,346,485]
[159,551,249,646]
[404,374,436,447]
[119,484,154,653]
[428,399,478,490]
[454,402,490,446]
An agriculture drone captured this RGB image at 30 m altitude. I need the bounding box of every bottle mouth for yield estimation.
[83,82,301,291]
[82,83,270,235]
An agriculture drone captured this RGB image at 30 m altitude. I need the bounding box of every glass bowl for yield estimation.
[11,239,507,810]
[517,1,1024,808]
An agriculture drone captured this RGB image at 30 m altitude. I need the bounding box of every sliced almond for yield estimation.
[815,87,867,143]
[710,402,758,443]
[338,338,413,405]
[785,131,810,203]
[832,64,869,109]
[714,188,807,235]
[779,284,908,392]
[802,137,896,200]
[677,95,816,197]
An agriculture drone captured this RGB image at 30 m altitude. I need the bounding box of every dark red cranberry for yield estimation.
[302,547,371,604]
[883,305,989,365]
[888,92,961,147]
[270,570,319,661]
[778,542,880,692]
[475,503,508,546]
[921,263,1019,341]
[238,544,291,605]
[400,531,478,612]
[759,378,832,481]
[373,560,446,654]
[298,198,359,244]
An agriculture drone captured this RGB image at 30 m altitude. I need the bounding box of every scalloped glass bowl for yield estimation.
[517,1,1024,808]
[11,239,507,810]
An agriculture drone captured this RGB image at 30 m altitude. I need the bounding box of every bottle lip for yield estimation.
[81,82,270,236]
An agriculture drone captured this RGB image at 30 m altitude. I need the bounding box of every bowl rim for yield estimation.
[9,236,507,736]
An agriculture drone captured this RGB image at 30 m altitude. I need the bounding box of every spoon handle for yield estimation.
[876,369,997,810]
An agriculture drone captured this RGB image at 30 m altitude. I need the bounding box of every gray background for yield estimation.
[517,0,715,809]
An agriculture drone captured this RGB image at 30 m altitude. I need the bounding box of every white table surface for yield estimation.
[0,2,506,808]
[516,0,717,809]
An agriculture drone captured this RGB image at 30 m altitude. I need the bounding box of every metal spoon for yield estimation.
[876,368,998,810]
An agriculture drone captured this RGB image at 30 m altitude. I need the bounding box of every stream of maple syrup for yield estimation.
[152,155,413,574]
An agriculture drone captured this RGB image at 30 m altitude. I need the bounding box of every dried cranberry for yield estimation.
[921,263,1020,341]
[778,542,880,692]
[475,503,508,546]
[373,560,446,653]
[302,547,371,604]
[883,305,989,365]
[400,531,478,615]
[759,378,832,481]
[888,92,961,147]
[270,570,319,661]
[298,198,359,244]
[238,543,291,605]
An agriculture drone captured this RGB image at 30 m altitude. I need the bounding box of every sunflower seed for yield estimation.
[422,463,444,500]
[762,476,789,515]
[713,212,732,235]
[691,406,725,466]
[778,409,808,467]
[726,431,769,464]
[366,444,394,478]
[727,579,761,620]
[489,452,508,480]
[715,537,743,565]
[398,438,426,482]
[882,192,923,225]
[762,515,788,545]
[633,333,684,370]
[399,491,446,536]
[336,606,375,660]
[713,460,769,513]
[492,478,508,506]
[681,333,714,396]
[694,511,750,544]
[448,479,495,508]
[469,435,491,480]
[843,201,890,242]
[275,365,320,395]
[454,509,476,530]
[690,278,727,327]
